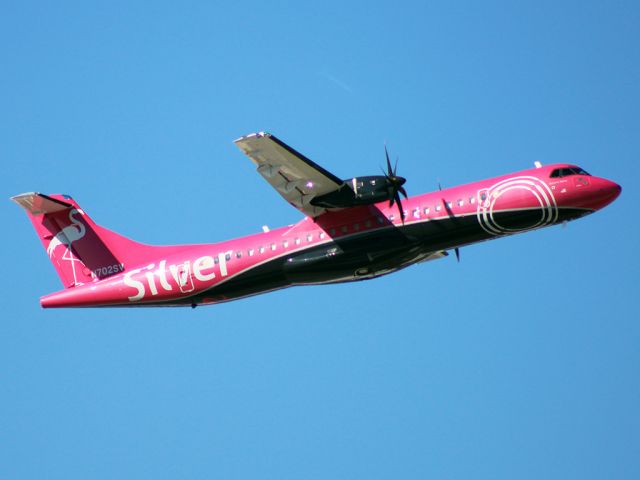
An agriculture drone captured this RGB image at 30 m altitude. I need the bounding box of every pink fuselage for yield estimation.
[40,164,621,308]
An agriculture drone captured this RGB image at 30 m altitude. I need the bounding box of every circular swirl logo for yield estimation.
[476,176,558,235]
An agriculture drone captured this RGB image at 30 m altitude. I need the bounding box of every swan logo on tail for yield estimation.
[47,209,86,257]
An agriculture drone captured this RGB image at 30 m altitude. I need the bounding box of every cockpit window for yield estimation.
[550,167,591,178]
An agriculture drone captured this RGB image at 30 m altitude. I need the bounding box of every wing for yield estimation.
[234,132,344,217]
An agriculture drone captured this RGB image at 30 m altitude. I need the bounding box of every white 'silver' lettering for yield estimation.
[193,256,216,281]
[124,268,145,301]
[123,254,227,302]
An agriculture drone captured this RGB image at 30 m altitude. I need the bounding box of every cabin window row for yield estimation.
[225,216,382,261]
[410,196,476,219]
[225,195,478,261]
[226,231,331,259]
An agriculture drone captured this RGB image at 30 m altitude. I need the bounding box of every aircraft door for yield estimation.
[176,261,195,293]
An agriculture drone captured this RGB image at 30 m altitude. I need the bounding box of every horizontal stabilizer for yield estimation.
[11,192,72,215]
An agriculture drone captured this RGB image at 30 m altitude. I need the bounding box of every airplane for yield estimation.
[12,132,621,308]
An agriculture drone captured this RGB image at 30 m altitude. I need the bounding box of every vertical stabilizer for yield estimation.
[12,193,125,288]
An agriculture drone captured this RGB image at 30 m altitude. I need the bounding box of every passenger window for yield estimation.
[423,207,430,215]
[236,251,242,259]
[389,214,395,221]
[341,225,348,233]
[306,234,313,242]
[319,232,326,239]
[457,199,464,207]
[270,243,276,251]
[214,257,219,264]
[259,246,265,254]
[469,196,475,204]
[435,205,441,212]
[413,208,420,219]
[329,228,336,236]
[364,219,372,228]
[283,240,289,248]
[295,238,301,245]
[248,249,255,256]
[225,253,231,261]
[376,216,384,224]
[480,193,487,201]
[353,223,360,231]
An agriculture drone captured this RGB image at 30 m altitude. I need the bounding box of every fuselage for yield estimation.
[39,163,620,308]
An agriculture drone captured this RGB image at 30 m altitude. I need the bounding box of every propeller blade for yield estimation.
[394,157,398,176]
[395,192,405,223]
[454,247,460,262]
[385,145,392,176]
[399,186,408,198]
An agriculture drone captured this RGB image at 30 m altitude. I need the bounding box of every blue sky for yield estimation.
[1,1,639,478]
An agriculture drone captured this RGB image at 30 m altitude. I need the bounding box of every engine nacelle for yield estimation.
[310,176,391,209]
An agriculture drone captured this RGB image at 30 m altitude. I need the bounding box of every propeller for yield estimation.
[384,145,408,222]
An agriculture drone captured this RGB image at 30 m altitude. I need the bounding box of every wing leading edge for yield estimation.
[234,132,345,217]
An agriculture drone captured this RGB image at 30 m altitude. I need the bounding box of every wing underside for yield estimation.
[234,132,344,217]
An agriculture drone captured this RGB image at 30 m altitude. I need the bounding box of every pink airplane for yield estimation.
[12,132,621,308]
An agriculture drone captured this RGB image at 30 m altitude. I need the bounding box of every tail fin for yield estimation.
[12,192,153,288]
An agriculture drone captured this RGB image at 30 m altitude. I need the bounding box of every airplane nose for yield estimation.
[603,179,621,199]
[564,177,621,211]
[595,178,622,209]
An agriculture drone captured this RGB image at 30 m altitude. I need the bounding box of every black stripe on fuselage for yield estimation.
[167,207,592,306]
